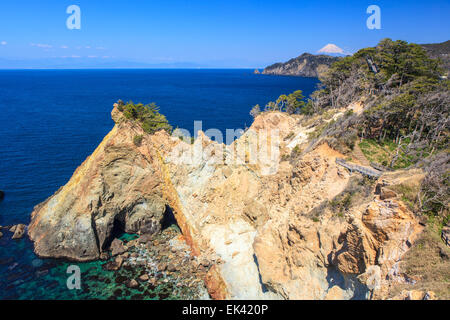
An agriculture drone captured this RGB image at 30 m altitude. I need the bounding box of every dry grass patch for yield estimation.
[389,183,420,212]
[393,224,450,299]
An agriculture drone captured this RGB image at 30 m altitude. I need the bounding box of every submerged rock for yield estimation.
[0,190,4,201]
[138,274,149,282]
[126,279,139,289]
[102,256,124,271]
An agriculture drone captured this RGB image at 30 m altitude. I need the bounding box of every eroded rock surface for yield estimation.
[28,105,423,299]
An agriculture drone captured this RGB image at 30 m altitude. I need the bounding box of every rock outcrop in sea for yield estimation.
[262,53,340,78]
[28,103,424,300]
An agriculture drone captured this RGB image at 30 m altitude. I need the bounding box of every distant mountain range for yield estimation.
[262,53,341,78]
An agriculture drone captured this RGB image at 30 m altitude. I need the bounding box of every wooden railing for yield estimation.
[336,158,383,178]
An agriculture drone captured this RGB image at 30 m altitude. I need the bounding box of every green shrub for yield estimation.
[292,145,302,156]
[330,193,353,215]
[300,100,315,115]
[119,101,172,134]
[117,99,125,111]
[261,91,306,114]
[133,134,143,146]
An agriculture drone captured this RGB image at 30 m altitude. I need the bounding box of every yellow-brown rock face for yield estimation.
[29,107,169,261]
[336,199,422,276]
[28,106,423,299]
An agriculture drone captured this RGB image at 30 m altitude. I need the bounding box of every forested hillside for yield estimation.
[257,38,449,227]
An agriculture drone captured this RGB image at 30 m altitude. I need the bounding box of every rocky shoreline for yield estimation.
[0,223,210,300]
[100,225,210,300]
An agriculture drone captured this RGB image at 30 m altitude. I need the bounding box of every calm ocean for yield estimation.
[0,69,319,299]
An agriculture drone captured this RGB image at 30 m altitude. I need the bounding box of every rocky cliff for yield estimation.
[29,102,425,300]
[262,53,340,78]
[28,108,168,261]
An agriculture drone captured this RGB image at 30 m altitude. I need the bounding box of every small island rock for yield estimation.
[11,224,26,239]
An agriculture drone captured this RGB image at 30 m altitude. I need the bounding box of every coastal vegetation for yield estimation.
[249,39,450,298]
[397,224,450,299]
[256,38,449,226]
[117,100,172,134]
[251,90,305,117]
[310,39,448,168]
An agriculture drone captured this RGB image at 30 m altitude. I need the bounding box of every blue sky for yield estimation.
[0,0,449,68]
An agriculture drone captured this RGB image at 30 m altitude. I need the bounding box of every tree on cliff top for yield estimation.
[119,101,172,134]
[264,90,305,114]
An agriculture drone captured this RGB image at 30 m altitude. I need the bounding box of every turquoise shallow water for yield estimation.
[1,228,204,300]
[0,69,319,299]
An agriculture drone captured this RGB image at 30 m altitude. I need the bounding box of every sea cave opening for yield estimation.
[161,205,179,231]
[103,215,126,250]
